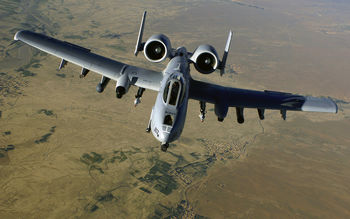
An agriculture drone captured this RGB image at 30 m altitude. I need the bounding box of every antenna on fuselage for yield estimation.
[134,11,147,56]
[218,30,233,76]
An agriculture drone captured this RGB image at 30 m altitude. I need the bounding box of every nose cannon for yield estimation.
[161,143,169,152]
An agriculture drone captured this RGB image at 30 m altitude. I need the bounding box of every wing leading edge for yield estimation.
[14,30,162,91]
[189,79,337,113]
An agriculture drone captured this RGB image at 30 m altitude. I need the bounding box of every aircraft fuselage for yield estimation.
[150,47,190,145]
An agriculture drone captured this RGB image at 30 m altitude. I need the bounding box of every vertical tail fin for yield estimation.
[219,30,233,76]
[134,11,147,56]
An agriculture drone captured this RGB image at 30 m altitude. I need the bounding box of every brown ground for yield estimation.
[0,0,350,218]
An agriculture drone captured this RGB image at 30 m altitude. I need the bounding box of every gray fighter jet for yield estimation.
[14,11,337,152]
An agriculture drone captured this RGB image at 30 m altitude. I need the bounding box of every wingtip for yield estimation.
[14,31,20,40]
[14,30,24,41]
[301,96,338,113]
[327,97,339,113]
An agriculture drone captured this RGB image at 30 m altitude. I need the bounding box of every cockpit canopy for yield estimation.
[162,78,184,107]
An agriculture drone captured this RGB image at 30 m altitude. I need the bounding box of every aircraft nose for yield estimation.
[159,131,170,144]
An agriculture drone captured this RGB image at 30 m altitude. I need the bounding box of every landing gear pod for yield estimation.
[115,68,130,99]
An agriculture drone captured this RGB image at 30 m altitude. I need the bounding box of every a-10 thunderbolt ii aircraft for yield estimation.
[14,11,337,152]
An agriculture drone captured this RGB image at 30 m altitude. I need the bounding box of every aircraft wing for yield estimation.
[189,78,337,115]
[14,30,162,91]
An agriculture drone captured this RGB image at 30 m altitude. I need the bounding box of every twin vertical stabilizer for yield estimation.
[134,11,147,56]
[134,11,233,76]
[218,30,233,76]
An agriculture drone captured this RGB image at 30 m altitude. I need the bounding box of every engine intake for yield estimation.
[191,44,219,74]
[144,34,172,62]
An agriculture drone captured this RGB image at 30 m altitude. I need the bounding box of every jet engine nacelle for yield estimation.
[190,44,219,74]
[144,34,172,63]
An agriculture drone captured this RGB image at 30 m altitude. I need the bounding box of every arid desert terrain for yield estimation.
[1,0,350,218]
